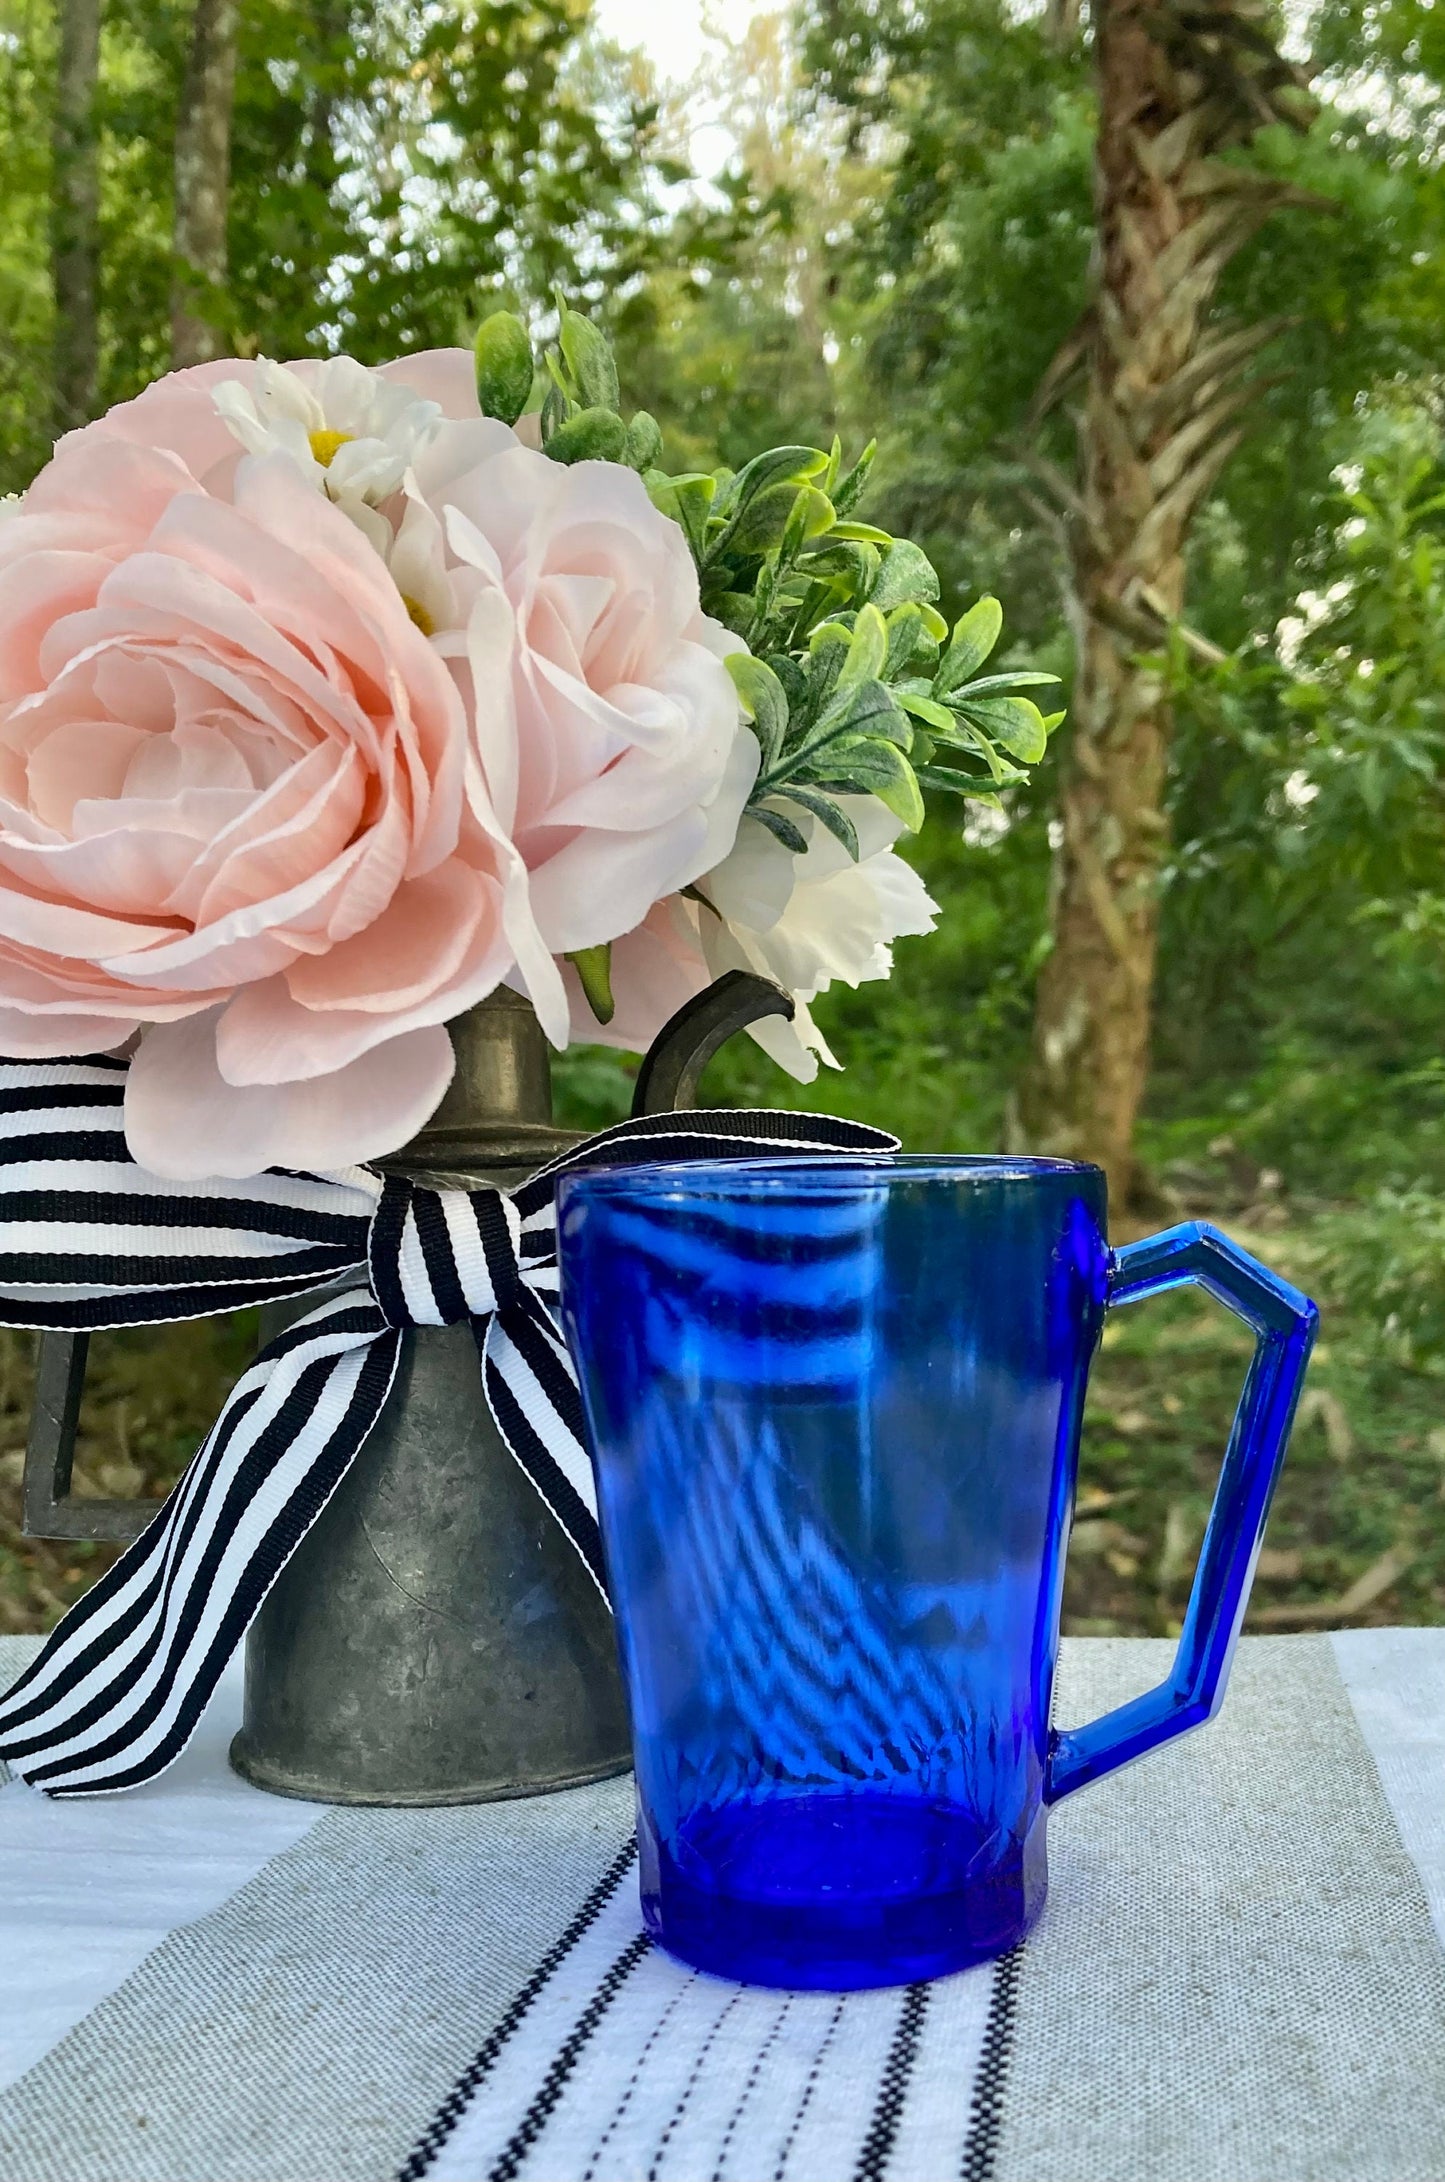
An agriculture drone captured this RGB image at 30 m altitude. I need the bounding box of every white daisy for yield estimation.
[210,356,443,516]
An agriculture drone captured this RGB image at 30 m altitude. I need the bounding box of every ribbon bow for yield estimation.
[0,1058,895,1797]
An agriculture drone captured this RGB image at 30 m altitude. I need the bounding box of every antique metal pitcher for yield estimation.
[21,972,790,1805]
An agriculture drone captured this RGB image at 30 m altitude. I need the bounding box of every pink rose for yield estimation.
[0,413,515,1177]
[86,349,754,1049]
[405,426,756,1032]
[0,347,756,1175]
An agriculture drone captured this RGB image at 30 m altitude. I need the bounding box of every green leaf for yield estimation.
[714,445,828,519]
[953,693,1050,763]
[750,803,810,856]
[646,470,717,559]
[474,311,534,427]
[828,520,894,545]
[727,482,805,557]
[558,308,619,413]
[838,603,890,693]
[916,766,1003,802]
[936,597,1003,694]
[884,604,924,679]
[830,439,877,517]
[847,679,913,746]
[568,944,615,1025]
[869,539,941,614]
[707,590,757,636]
[540,378,570,444]
[764,650,808,710]
[808,618,855,656]
[896,688,958,732]
[913,763,976,796]
[802,620,852,717]
[799,537,880,589]
[774,785,860,858]
[727,653,790,769]
[953,670,1061,696]
[827,742,924,832]
[624,411,663,471]
[545,406,628,466]
[781,484,836,552]
[808,679,912,753]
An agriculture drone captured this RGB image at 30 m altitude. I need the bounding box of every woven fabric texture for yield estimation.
[995,1635,1445,2182]
[2,1633,1444,2182]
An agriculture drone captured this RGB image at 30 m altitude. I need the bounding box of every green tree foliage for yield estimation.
[1157,394,1445,1191]
[1,0,1440,1200]
[0,0,678,490]
[776,0,1445,1170]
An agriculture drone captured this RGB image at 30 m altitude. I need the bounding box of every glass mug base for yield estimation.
[641,1793,1048,1990]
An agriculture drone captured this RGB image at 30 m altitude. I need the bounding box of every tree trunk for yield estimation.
[1016,0,1316,1204]
[172,0,238,366]
[51,0,101,437]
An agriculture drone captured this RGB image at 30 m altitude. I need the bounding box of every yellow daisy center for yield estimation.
[308,428,355,468]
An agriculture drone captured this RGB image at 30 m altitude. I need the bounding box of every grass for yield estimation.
[2,1207,1440,1642]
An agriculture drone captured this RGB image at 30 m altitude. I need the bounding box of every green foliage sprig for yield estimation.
[475,305,1062,860]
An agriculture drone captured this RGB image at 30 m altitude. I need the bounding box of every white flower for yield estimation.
[210,356,444,524]
[695,794,939,1077]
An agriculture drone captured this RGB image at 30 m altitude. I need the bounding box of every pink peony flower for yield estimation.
[0,400,519,1176]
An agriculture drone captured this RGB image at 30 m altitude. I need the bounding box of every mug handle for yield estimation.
[1045,1221,1318,1803]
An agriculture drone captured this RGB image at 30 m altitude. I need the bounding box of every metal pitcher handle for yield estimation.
[632,971,794,1116]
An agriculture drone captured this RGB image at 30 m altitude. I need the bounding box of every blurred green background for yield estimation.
[2,0,1442,1637]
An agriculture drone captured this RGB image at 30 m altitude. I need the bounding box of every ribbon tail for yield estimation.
[477,1294,609,1605]
[0,1288,401,1798]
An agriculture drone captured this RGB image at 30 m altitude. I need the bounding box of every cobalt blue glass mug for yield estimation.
[556,1156,1317,1991]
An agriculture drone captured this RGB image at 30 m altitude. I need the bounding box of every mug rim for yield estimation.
[556,1152,1106,1200]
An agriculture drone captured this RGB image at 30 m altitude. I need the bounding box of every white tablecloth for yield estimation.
[2,1630,1444,2182]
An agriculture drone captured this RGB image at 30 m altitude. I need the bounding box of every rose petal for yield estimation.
[0,1002,138,1056]
[125,1011,456,1178]
[377,348,484,420]
[214,869,515,1081]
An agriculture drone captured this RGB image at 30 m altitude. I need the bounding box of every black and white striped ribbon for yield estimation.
[0,1058,894,1797]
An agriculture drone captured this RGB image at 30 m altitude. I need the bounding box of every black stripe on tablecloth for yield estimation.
[959,1944,1023,2182]
[397,1841,640,2182]
[486,1931,653,2182]
[711,1993,795,2178]
[852,1983,931,2182]
[0,1126,132,1163]
[772,1995,846,2176]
